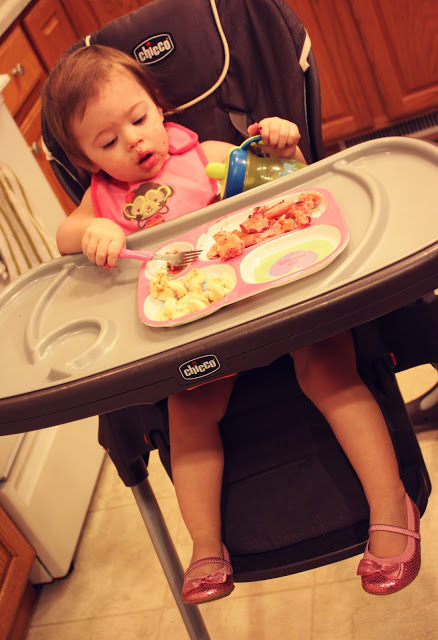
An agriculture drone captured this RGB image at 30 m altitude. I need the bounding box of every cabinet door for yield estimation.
[60,0,158,40]
[0,26,45,117]
[350,0,438,121]
[0,506,35,640]
[74,0,148,29]
[288,0,382,144]
[20,97,76,215]
[59,0,100,38]
[23,0,79,70]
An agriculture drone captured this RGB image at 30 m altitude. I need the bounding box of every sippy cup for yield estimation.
[205,135,306,199]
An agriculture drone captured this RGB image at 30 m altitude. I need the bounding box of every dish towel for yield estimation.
[0,163,59,282]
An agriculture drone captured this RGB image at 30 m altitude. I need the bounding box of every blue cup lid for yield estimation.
[205,135,263,199]
[222,148,247,198]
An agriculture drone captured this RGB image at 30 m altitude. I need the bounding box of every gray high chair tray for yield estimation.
[1,137,437,434]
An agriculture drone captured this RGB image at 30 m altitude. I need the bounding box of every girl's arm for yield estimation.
[200,140,235,164]
[56,187,126,267]
[201,117,306,165]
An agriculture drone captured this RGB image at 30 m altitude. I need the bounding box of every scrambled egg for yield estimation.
[150,267,235,320]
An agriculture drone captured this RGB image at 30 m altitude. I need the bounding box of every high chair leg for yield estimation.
[408,380,438,433]
[131,478,211,640]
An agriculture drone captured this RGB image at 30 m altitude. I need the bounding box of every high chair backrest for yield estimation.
[41,0,324,205]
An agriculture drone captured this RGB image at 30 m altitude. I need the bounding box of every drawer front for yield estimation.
[0,25,45,116]
[0,505,35,639]
[24,0,79,70]
[19,94,42,148]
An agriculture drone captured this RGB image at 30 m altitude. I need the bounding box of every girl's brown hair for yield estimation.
[42,44,172,172]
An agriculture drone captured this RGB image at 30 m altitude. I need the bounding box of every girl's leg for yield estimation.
[292,332,408,559]
[168,375,236,577]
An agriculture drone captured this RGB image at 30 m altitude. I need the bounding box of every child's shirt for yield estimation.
[90,123,217,234]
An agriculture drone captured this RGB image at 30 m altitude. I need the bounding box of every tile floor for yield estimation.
[26,365,438,640]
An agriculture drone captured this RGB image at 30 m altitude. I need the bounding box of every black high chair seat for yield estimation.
[41,0,323,202]
[0,1,436,639]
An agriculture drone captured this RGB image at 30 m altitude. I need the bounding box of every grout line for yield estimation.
[87,501,139,513]
[28,606,166,630]
[310,569,316,639]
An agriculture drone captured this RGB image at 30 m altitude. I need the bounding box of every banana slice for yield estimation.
[156,296,178,321]
[186,298,208,313]
[168,278,189,299]
[151,266,235,320]
[150,270,175,301]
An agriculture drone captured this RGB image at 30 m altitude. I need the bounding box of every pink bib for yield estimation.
[91,123,217,234]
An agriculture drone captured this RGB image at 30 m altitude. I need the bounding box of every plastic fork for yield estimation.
[118,247,202,267]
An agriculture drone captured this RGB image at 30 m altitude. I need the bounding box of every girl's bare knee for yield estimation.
[169,376,236,425]
[292,333,360,401]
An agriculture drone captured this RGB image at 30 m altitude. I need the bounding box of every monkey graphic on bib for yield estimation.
[124,182,173,229]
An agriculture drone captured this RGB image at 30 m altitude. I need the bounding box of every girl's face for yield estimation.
[72,68,169,183]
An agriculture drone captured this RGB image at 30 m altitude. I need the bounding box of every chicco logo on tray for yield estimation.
[133,34,174,64]
[179,355,221,381]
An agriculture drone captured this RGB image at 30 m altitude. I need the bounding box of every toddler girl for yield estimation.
[43,44,421,605]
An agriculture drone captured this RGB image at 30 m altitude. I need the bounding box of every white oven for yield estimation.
[0,75,104,583]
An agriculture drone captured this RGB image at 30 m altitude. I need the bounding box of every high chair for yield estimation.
[0,1,436,639]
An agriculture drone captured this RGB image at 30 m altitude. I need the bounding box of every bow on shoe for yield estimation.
[357,559,403,580]
[188,569,228,590]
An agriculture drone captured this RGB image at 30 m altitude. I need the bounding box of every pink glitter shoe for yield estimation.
[181,544,234,605]
[357,493,421,595]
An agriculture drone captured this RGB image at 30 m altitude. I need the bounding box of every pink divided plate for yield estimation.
[137,187,349,326]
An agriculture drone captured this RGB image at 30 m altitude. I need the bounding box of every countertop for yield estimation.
[0,0,31,37]
[0,74,9,92]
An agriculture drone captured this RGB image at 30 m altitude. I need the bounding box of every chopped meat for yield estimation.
[216,232,245,260]
[240,211,270,234]
[298,192,321,208]
[253,220,284,243]
[264,199,294,220]
[207,192,320,261]
[279,217,296,232]
[295,213,312,227]
[234,229,257,248]
[206,230,229,259]
[208,230,245,261]
[285,200,313,218]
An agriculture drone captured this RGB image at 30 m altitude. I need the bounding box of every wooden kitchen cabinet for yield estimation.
[0,505,36,640]
[60,0,155,39]
[349,0,438,121]
[0,0,79,214]
[0,25,45,118]
[19,0,80,212]
[0,0,158,216]
[23,0,79,71]
[288,0,380,144]
[2,0,437,206]
[20,95,77,213]
[288,0,438,146]
[0,21,73,213]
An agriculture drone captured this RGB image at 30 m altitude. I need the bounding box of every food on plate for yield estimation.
[208,230,245,261]
[163,249,186,273]
[150,270,188,301]
[207,191,321,261]
[150,267,235,320]
[297,191,321,208]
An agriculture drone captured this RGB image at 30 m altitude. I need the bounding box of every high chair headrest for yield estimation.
[42,0,314,203]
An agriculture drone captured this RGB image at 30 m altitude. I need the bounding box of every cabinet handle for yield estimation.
[11,63,25,77]
[31,142,41,155]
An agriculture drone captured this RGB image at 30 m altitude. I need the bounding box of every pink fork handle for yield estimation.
[118,248,155,262]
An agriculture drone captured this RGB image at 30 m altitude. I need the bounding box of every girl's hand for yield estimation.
[247,118,301,159]
[81,218,126,268]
